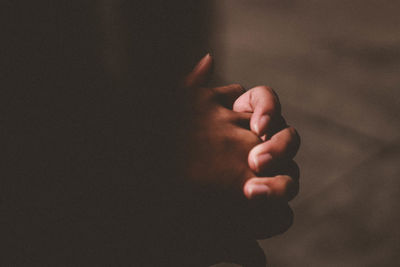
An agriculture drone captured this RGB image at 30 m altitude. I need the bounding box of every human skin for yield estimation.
[185,54,300,202]
[182,54,300,266]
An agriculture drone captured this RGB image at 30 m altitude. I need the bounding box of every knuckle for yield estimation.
[285,162,300,200]
[271,173,299,202]
[290,161,300,180]
[256,85,276,96]
[287,126,301,149]
[276,176,292,197]
[278,205,294,233]
[287,179,300,201]
[256,85,275,102]
[256,85,273,92]
[291,127,301,143]
[265,204,294,237]
[250,200,294,238]
[257,85,281,112]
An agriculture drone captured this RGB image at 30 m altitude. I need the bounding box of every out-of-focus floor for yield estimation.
[210,1,400,266]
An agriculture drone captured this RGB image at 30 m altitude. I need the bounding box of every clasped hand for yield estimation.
[182,54,300,266]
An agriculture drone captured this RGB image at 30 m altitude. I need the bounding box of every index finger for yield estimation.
[233,85,282,137]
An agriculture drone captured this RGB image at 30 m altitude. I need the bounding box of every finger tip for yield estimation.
[254,124,260,136]
[252,114,270,137]
[248,153,259,173]
[249,148,273,174]
[257,115,270,136]
[244,182,271,199]
[250,117,260,136]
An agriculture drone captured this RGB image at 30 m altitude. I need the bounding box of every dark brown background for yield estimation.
[210,1,400,266]
[2,1,399,266]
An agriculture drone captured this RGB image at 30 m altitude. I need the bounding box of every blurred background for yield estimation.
[209,1,400,266]
[3,1,399,266]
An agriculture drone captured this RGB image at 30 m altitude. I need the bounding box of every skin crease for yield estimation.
[181,54,301,266]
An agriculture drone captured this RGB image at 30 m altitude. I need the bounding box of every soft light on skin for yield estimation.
[254,114,270,137]
[250,144,273,173]
[253,123,260,137]
[245,182,271,199]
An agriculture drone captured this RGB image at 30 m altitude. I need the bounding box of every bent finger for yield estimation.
[248,126,300,173]
[243,166,299,202]
[233,85,281,137]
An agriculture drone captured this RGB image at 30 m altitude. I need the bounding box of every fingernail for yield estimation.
[247,184,271,198]
[254,123,259,136]
[252,153,272,173]
[255,115,270,136]
[252,154,259,172]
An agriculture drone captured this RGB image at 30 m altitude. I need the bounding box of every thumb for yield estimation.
[184,53,213,87]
